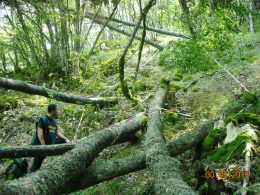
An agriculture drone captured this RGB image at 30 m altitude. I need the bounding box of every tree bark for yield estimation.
[0,77,118,107]
[118,0,156,103]
[145,79,195,194]
[0,119,213,159]
[61,119,214,193]
[0,144,75,159]
[85,15,164,50]
[86,12,190,39]
[0,113,147,195]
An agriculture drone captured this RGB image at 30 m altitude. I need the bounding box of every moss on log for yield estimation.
[145,79,196,194]
[0,113,147,195]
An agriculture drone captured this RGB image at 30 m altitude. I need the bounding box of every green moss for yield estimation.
[173,72,183,81]
[19,112,33,122]
[170,82,182,91]
[201,128,226,152]
[160,78,170,88]
[134,80,153,92]
[183,75,193,82]
[210,132,256,162]
[192,87,200,92]
[0,95,19,112]
[100,57,118,76]
[199,183,208,194]
[242,92,257,104]
[224,112,260,126]
[163,111,179,124]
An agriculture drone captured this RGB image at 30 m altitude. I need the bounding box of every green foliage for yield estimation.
[18,112,33,122]
[224,112,260,126]
[210,132,256,162]
[0,95,19,112]
[159,39,212,73]
[163,111,179,124]
[199,182,208,194]
[201,128,226,153]
[170,82,182,91]
[242,92,258,104]
[99,57,118,77]
[134,80,153,92]
[173,72,183,81]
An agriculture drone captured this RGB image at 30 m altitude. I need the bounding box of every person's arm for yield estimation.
[37,127,46,145]
[57,126,70,143]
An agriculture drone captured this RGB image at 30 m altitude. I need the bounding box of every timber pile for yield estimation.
[0,78,215,194]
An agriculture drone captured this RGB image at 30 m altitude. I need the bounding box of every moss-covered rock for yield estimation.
[210,132,256,162]
[224,112,260,127]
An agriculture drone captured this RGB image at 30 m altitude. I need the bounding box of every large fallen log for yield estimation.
[0,77,118,107]
[61,120,214,194]
[0,113,147,195]
[0,144,75,159]
[0,117,214,159]
[86,12,190,39]
[86,15,164,51]
[144,80,195,194]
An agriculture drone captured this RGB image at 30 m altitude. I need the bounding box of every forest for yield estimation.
[0,0,259,194]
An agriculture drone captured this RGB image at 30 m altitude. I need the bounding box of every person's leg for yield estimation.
[29,156,45,173]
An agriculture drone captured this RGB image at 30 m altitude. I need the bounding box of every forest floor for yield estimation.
[0,36,259,194]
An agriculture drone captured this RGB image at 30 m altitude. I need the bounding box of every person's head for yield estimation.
[47,104,58,118]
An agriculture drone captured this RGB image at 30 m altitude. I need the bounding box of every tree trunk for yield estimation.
[85,15,164,50]
[0,119,214,159]
[179,0,196,36]
[0,77,118,107]
[86,12,190,39]
[118,0,156,103]
[145,79,195,194]
[0,113,147,195]
[0,144,75,159]
[61,120,214,194]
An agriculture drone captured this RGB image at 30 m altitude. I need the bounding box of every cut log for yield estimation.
[145,79,195,194]
[0,77,118,107]
[62,119,214,193]
[86,12,190,39]
[0,113,147,195]
[0,144,75,159]
[86,15,164,51]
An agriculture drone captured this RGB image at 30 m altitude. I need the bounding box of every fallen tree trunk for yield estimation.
[0,117,213,159]
[0,77,117,107]
[145,79,195,194]
[86,12,190,39]
[61,120,214,193]
[0,144,75,158]
[0,113,147,195]
[86,15,164,51]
